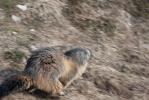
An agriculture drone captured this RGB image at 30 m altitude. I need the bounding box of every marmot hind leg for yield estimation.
[50,80,64,95]
[35,72,64,96]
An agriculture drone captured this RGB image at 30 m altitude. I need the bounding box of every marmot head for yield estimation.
[64,48,91,65]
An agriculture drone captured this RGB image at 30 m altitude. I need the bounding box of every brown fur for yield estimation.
[60,58,78,87]
[18,74,33,90]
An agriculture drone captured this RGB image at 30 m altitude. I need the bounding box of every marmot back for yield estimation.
[24,47,65,94]
[0,46,91,98]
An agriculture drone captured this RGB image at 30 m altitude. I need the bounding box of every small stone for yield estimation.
[11,15,21,22]
[16,4,27,11]
[0,8,5,20]
[29,45,38,51]
[30,29,36,32]
[22,58,27,64]
[12,31,18,35]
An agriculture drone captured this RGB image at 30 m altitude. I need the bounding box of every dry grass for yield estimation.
[0,0,149,100]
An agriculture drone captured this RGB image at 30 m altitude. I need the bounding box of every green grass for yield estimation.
[0,0,13,16]
[0,0,12,9]
[0,0,20,16]
[3,49,27,69]
[4,49,26,63]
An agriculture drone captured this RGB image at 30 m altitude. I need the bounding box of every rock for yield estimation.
[11,15,21,22]
[30,29,36,32]
[12,31,18,35]
[16,5,27,11]
[0,8,5,20]
[29,45,38,51]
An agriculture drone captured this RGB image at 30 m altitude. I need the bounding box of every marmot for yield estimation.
[0,46,91,98]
